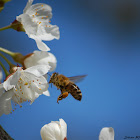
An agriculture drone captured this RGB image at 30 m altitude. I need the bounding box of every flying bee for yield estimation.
[49,72,86,103]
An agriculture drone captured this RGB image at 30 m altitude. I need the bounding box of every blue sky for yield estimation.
[0,0,140,139]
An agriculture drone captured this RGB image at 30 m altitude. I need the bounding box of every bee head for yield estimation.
[49,72,58,84]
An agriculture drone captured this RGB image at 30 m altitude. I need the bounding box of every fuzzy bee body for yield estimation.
[49,72,85,103]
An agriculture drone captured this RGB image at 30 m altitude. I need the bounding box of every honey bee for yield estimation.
[49,72,86,103]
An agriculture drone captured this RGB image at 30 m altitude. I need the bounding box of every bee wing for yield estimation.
[68,75,87,83]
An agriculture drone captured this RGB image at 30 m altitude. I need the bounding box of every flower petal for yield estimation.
[3,69,21,91]
[43,90,50,96]
[0,84,4,97]
[0,89,14,116]
[23,0,34,13]
[25,3,52,20]
[34,38,50,51]
[59,119,67,139]
[24,51,57,72]
[36,24,60,41]
[99,127,114,140]
[16,13,38,36]
[24,65,50,77]
[41,122,61,140]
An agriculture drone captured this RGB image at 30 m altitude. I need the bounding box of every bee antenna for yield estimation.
[47,73,51,77]
[51,83,52,88]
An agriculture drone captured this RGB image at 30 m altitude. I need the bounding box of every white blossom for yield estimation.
[40,119,67,140]
[16,0,60,51]
[99,127,114,140]
[24,50,57,72]
[0,65,50,116]
[0,85,14,116]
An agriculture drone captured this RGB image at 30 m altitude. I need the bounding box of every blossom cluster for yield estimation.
[0,0,58,116]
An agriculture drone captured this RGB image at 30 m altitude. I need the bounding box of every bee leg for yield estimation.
[57,92,69,104]
[57,94,63,104]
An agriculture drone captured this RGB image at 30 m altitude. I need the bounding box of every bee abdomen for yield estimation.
[66,83,82,101]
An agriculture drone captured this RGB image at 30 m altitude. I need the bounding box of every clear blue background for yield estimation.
[0,0,140,139]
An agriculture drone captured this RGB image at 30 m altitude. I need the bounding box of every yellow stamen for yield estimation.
[24,82,28,85]
[41,5,43,7]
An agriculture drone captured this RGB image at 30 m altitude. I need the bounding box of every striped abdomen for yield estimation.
[66,83,82,101]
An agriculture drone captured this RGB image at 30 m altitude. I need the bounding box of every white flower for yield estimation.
[0,85,14,116]
[16,0,60,51]
[0,65,50,116]
[12,65,50,104]
[24,50,57,72]
[40,119,67,140]
[99,127,114,140]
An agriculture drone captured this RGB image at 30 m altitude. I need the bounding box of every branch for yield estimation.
[0,125,14,140]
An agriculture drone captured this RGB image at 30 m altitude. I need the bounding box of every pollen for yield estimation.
[39,88,41,90]
[46,25,47,27]
[39,22,41,24]
[46,16,48,18]
[41,5,43,7]
[42,17,44,19]
[37,79,39,81]
[32,15,35,17]
[24,82,28,85]
[49,21,51,23]
[15,89,17,91]
[35,12,37,15]
[20,86,21,89]
[13,110,14,112]
[22,92,23,94]
[36,9,38,11]
[28,86,30,88]
[33,80,34,82]
[39,83,41,84]
[20,105,22,108]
